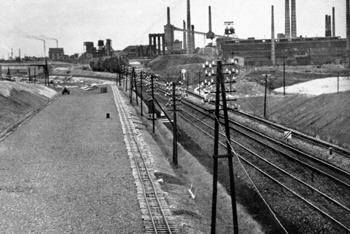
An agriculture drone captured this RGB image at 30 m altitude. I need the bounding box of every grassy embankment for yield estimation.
[0,81,57,136]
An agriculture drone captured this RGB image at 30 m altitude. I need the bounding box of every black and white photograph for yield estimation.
[0,0,349,233]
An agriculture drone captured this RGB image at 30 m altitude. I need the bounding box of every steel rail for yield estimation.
[181,97,350,189]
[184,89,350,157]
[112,85,174,234]
[178,106,350,233]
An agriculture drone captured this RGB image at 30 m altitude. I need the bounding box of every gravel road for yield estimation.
[0,86,144,233]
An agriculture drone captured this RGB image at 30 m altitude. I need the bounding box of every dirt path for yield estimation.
[0,87,144,233]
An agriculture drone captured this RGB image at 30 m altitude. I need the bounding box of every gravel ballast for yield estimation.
[0,87,144,233]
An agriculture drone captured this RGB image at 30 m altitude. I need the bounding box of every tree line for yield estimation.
[89,56,129,73]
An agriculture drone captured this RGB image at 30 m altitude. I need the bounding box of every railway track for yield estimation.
[184,97,350,188]
[151,85,350,232]
[178,103,350,232]
[111,85,178,234]
[185,89,350,158]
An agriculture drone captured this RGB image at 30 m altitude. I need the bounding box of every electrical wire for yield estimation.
[212,113,290,234]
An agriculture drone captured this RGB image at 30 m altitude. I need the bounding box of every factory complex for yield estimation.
[4,0,348,68]
[108,0,350,67]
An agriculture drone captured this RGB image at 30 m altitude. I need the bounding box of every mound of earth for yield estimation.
[243,66,350,90]
[0,81,56,135]
[236,91,350,148]
[51,68,117,79]
[147,54,216,76]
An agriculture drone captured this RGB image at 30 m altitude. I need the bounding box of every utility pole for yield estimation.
[172,82,178,166]
[124,66,127,92]
[283,62,286,96]
[198,71,201,93]
[187,71,189,90]
[28,67,31,83]
[134,68,138,106]
[209,60,239,234]
[44,59,49,86]
[129,67,133,104]
[264,74,268,118]
[337,73,339,93]
[262,73,271,118]
[165,79,184,167]
[34,67,37,83]
[151,75,155,133]
[118,65,121,86]
[140,71,143,116]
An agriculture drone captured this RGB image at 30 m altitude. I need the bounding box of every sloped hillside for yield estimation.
[0,81,56,134]
[148,54,215,71]
[147,54,216,79]
[236,91,350,148]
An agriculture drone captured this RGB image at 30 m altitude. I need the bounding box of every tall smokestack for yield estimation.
[329,15,332,36]
[192,25,195,51]
[325,15,330,37]
[285,0,290,38]
[206,6,215,40]
[347,0,350,50]
[325,15,332,37]
[183,20,187,51]
[19,49,21,59]
[209,6,212,32]
[332,7,335,37]
[291,0,297,37]
[167,7,170,25]
[11,48,13,59]
[325,15,328,37]
[187,0,192,54]
[271,5,275,66]
[55,39,58,48]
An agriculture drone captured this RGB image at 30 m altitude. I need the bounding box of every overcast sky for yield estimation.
[0,0,346,58]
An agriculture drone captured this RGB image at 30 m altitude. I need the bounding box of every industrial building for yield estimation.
[48,48,66,61]
[118,0,349,66]
[219,36,346,66]
[155,0,349,67]
[143,1,222,56]
[122,45,151,58]
[83,39,113,59]
[218,0,350,66]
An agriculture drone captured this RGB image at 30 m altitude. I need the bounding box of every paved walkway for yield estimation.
[0,86,144,233]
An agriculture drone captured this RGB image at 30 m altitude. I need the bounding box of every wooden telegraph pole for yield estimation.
[283,62,286,96]
[172,82,178,166]
[140,71,143,116]
[151,75,155,133]
[129,67,133,104]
